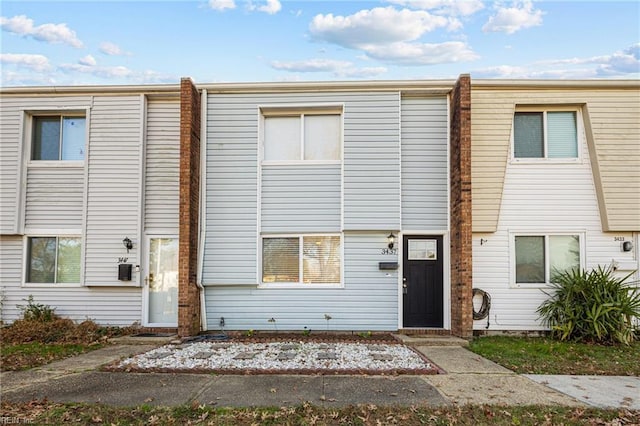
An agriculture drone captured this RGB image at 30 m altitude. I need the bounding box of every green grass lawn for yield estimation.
[468,336,640,375]
[2,401,638,426]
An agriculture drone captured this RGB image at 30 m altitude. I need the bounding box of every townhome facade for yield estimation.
[1,76,637,338]
[0,85,182,327]
[470,80,640,331]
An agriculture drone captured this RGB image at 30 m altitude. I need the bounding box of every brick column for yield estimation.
[449,74,473,338]
[178,78,202,337]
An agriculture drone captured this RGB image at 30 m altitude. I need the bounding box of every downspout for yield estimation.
[197,88,208,331]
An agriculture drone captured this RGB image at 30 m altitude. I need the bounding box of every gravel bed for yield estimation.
[115,341,437,375]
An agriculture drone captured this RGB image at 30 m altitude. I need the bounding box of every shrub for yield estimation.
[537,266,640,344]
[17,295,57,322]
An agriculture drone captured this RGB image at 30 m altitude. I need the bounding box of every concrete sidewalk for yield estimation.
[1,340,637,409]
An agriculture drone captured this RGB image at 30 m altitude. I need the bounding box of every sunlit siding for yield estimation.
[471,84,640,232]
[472,134,638,330]
[0,236,141,326]
[0,96,91,234]
[144,98,180,234]
[25,167,84,229]
[84,95,142,286]
[203,91,401,285]
[400,96,448,230]
[204,233,398,331]
[261,164,341,233]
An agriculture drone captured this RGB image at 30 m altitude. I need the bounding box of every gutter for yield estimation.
[197,88,208,332]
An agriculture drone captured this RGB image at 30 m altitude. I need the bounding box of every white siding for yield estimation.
[473,135,639,330]
[84,96,142,286]
[261,164,341,233]
[25,167,84,229]
[204,233,398,331]
[0,236,141,325]
[0,96,91,234]
[144,98,180,234]
[401,97,448,230]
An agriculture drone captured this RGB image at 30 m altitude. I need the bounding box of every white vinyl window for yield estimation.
[513,110,578,159]
[263,112,341,162]
[513,234,581,285]
[26,236,81,284]
[32,115,86,161]
[262,235,341,285]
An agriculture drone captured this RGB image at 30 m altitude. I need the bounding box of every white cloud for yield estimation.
[270,58,352,73]
[0,53,52,72]
[473,44,640,79]
[270,58,387,78]
[1,70,56,86]
[79,55,97,66]
[363,41,479,65]
[99,42,130,56]
[0,15,83,48]
[482,1,543,34]
[59,62,176,84]
[248,0,281,14]
[208,0,236,11]
[387,0,484,16]
[538,44,640,77]
[310,7,449,47]
[309,6,477,66]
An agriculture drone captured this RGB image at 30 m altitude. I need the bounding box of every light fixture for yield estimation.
[123,237,133,253]
[622,241,633,252]
[387,232,396,250]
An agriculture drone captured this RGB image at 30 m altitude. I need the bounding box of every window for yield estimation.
[262,235,341,285]
[32,115,85,160]
[513,111,577,159]
[514,234,581,285]
[263,112,341,162]
[27,237,81,283]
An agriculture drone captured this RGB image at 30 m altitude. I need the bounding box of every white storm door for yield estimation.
[145,237,178,326]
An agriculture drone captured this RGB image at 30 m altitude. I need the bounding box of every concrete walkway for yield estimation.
[1,339,637,409]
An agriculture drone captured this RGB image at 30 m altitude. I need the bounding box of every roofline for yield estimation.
[1,78,459,96]
[2,77,638,96]
[0,83,181,96]
[472,79,640,90]
[196,79,458,94]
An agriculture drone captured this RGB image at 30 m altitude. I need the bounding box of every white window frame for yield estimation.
[27,112,87,164]
[258,233,343,288]
[511,106,583,164]
[509,231,585,288]
[23,232,84,287]
[259,105,343,166]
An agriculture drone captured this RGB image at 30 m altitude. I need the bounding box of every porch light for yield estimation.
[123,237,133,253]
[387,233,396,250]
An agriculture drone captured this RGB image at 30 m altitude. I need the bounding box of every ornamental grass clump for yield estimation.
[537,266,640,345]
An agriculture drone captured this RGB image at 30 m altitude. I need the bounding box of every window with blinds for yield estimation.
[513,110,578,159]
[262,235,341,285]
[262,112,341,162]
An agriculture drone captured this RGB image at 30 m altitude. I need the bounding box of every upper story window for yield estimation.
[26,236,81,284]
[513,110,578,159]
[262,108,342,163]
[32,115,86,161]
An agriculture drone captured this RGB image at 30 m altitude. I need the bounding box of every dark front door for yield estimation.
[403,235,444,327]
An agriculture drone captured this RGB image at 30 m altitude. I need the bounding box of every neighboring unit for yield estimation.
[471,79,640,331]
[0,85,182,327]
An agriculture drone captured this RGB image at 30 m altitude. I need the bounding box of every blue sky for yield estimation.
[1,1,639,86]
